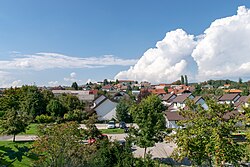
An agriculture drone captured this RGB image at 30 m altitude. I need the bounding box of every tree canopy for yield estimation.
[130,94,166,158]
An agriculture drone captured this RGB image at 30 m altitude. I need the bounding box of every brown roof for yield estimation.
[192,96,202,104]
[218,94,240,101]
[165,112,185,121]
[162,94,176,101]
[172,93,192,103]
[223,110,243,120]
[243,95,250,103]
[234,96,248,107]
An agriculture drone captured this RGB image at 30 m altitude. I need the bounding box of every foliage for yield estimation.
[19,85,46,118]
[35,114,54,123]
[33,122,93,167]
[116,99,133,123]
[137,89,151,103]
[0,108,31,142]
[83,114,102,138]
[130,94,166,158]
[46,99,65,117]
[184,75,188,86]
[181,75,184,85]
[63,109,88,123]
[58,93,85,112]
[71,82,79,90]
[172,100,245,166]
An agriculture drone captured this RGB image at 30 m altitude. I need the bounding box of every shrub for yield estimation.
[35,114,54,123]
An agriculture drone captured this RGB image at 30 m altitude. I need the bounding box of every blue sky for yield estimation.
[0,1,250,87]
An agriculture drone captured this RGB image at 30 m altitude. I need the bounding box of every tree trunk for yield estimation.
[144,147,147,159]
[13,134,16,142]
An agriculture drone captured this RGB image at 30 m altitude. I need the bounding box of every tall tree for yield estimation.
[130,95,166,158]
[19,85,46,118]
[116,99,132,123]
[46,99,65,117]
[184,75,188,86]
[172,100,244,166]
[103,79,109,86]
[33,122,92,166]
[239,77,243,84]
[181,75,184,85]
[0,108,31,142]
[71,82,78,90]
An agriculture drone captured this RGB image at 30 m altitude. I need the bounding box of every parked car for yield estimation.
[119,121,127,129]
[107,120,116,129]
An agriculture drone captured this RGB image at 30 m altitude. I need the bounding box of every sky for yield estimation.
[0,0,250,87]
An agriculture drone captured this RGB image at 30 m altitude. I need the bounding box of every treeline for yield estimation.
[0,85,88,123]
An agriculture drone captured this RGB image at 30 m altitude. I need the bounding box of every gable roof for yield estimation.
[162,94,176,101]
[218,93,240,101]
[192,96,203,104]
[165,112,185,121]
[172,93,192,103]
[234,96,248,107]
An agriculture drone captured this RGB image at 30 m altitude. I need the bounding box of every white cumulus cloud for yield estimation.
[192,6,250,80]
[115,29,197,83]
[115,6,250,83]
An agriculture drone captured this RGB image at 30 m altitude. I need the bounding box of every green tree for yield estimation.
[116,99,132,123]
[181,75,184,85]
[33,122,93,167]
[103,79,109,86]
[58,94,84,112]
[239,77,243,84]
[71,82,79,90]
[184,75,188,86]
[0,108,31,142]
[46,99,65,117]
[19,85,46,118]
[172,100,244,166]
[130,95,166,158]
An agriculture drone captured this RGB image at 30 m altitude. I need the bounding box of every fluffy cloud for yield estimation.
[0,53,138,70]
[115,6,250,83]
[0,71,22,88]
[48,81,59,86]
[192,6,250,80]
[64,72,82,83]
[115,29,197,83]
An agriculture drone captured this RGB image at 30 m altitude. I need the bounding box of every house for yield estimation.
[218,93,241,104]
[52,90,95,101]
[92,95,117,121]
[192,96,208,110]
[101,85,115,92]
[165,112,185,129]
[112,91,130,101]
[169,93,195,111]
[224,89,242,94]
[161,94,177,106]
[234,95,250,112]
[149,89,167,97]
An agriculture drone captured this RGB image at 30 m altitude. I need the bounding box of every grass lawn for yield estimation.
[0,141,36,167]
[100,128,125,134]
[21,123,40,135]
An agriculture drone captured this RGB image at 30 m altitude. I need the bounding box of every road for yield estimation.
[0,124,176,159]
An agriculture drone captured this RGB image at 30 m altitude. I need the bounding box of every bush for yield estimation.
[35,114,54,123]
